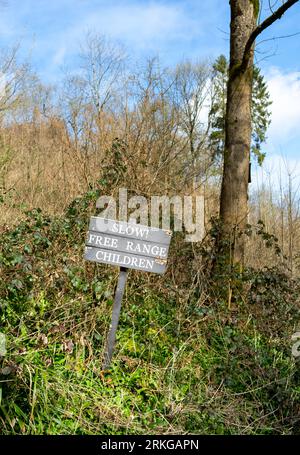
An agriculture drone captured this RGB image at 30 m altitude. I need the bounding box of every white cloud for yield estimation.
[52,46,67,66]
[265,67,300,146]
[253,68,300,192]
[29,1,201,80]
[66,2,199,52]
[0,1,224,82]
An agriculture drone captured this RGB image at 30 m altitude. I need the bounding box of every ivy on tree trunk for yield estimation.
[218,0,299,267]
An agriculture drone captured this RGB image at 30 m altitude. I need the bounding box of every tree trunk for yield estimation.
[219,0,259,265]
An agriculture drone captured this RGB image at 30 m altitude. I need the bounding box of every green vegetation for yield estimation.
[209,55,271,165]
[250,0,260,19]
[1,189,300,435]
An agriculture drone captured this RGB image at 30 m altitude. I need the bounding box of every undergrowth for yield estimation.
[0,190,300,435]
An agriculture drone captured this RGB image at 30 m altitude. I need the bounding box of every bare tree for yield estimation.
[172,61,211,185]
[79,32,125,124]
[0,45,32,118]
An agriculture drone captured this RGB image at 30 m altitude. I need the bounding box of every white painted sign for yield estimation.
[84,217,172,274]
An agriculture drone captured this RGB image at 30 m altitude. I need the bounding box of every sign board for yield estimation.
[83,217,172,369]
[84,217,172,274]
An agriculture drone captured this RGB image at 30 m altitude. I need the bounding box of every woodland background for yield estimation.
[0,28,300,434]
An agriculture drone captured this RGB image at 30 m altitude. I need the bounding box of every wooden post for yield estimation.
[102,266,128,370]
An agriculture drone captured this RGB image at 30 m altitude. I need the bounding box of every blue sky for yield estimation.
[1,0,300,186]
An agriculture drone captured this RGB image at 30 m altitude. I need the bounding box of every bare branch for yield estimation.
[256,30,300,46]
[241,0,299,73]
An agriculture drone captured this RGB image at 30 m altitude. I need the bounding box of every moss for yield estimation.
[250,0,260,18]
[229,62,242,79]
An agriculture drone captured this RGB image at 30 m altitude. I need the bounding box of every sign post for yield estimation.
[103,266,128,369]
[84,217,172,369]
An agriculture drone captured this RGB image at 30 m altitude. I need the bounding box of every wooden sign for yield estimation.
[84,217,171,274]
[83,217,172,369]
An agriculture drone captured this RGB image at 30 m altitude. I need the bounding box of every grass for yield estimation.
[1,192,300,435]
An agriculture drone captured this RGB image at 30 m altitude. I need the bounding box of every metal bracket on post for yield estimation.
[102,266,128,370]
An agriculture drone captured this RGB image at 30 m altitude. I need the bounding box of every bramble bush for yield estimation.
[1,189,300,434]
